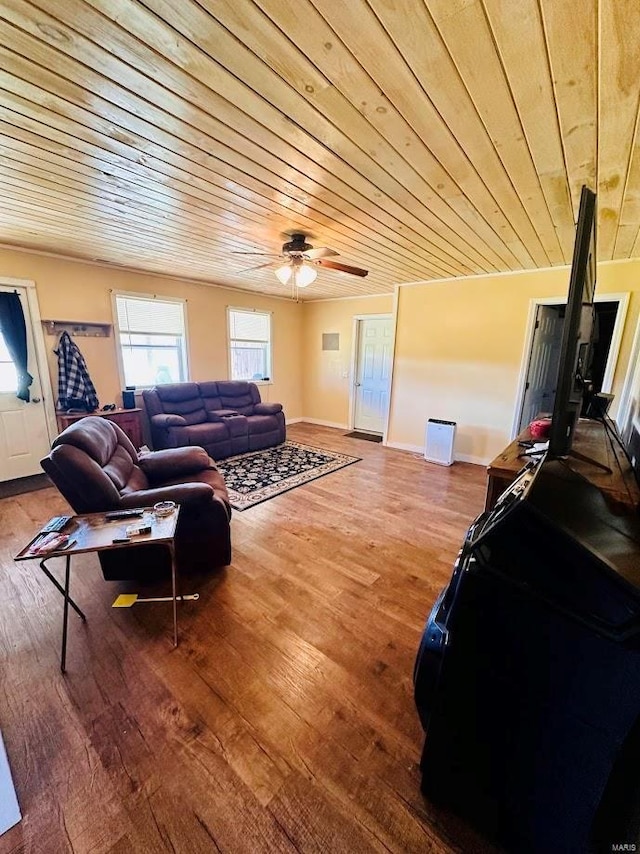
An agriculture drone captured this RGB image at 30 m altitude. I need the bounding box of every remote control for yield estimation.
[104,509,144,520]
[40,515,71,533]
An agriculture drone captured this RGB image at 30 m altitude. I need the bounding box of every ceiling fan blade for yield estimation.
[236,261,278,273]
[316,259,369,277]
[302,246,339,260]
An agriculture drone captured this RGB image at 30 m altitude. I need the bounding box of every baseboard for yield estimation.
[385,441,488,466]
[455,452,490,466]
[286,417,304,425]
[298,418,350,430]
[385,440,424,454]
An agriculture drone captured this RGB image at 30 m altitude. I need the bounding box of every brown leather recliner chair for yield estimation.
[41,416,232,581]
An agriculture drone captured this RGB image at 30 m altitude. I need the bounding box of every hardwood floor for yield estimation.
[0,424,494,853]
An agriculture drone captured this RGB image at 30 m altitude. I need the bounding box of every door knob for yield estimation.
[354,382,361,387]
[31,397,41,403]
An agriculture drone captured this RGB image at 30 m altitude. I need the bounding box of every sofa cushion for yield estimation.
[216,381,260,416]
[222,414,248,438]
[199,381,223,414]
[247,414,282,435]
[155,383,206,425]
[183,422,230,446]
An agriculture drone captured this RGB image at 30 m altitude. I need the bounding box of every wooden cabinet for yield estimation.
[485,419,640,513]
[56,408,144,449]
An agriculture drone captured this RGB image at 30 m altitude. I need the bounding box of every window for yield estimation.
[0,333,17,393]
[228,308,271,381]
[114,294,188,387]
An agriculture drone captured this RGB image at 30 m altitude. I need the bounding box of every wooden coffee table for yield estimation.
[15,507,182,672]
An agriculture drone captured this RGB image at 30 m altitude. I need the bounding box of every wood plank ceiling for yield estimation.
[0,0,639,300]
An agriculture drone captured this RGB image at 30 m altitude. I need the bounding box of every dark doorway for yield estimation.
[518,300,619,433]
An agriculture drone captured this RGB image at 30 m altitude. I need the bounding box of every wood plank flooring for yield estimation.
[0,424,495,853]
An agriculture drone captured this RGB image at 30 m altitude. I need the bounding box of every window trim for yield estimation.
[111,291,190,390]
[226,306,273,384]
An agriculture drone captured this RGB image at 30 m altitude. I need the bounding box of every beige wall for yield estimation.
[0,247,303,419]
[4,243,640,467]
[301,294,394,426]
[387,259,640,464]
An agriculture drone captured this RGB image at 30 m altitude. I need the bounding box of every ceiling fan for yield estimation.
[233,233,368,288]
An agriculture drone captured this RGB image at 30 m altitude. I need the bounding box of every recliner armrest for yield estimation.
[254,402,283,415]
[151,413,187,428]
[138,447,212,483]
[119,483,214,508]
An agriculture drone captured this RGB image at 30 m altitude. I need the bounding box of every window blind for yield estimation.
[116,296,184,335]
[229,309,270,342]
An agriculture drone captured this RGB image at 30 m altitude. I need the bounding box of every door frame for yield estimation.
[617,313,640,433]
[348,313,394,439]
[0,277,57,449]
[511,291,630,440]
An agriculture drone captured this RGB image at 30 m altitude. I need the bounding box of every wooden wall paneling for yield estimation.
[0,101,406,292]
[598,0,640,259]
[364,0,551,269]
[0,25,463,282]
[425,0,566,265]
[0,0,638,298]
[92,0,498,274]
[200,0,525,272]
[0,46,443,283]
[538,0,598,216]
[0,0,473,281]
[0,198,394,296]
[481,0,576,257]
[71,0,491,274]
[622,139,640,259]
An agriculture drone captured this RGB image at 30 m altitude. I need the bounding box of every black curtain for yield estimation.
[0,291,33,401]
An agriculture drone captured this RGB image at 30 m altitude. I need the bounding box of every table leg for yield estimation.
[170,543,178,648]
[60,553,71,673]
[40,558,86,621]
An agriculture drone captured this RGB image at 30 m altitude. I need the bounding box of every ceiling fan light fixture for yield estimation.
[294,263,317,287]
[275,263,293,285]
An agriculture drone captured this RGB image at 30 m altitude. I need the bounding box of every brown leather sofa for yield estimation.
[41,416,232,581]
[143,381,285,459]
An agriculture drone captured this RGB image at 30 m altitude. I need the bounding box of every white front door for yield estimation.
[0,286,51,481]
[353,316,393,434]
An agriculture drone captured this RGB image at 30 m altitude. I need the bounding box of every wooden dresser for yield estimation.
[56,408,144,449]
[486,418,640,513]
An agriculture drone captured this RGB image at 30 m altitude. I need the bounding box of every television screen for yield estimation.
[548,186,597,458]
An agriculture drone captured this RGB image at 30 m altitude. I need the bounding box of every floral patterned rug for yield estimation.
[217,441,361,511]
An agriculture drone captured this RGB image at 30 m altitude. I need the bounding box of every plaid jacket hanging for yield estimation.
[55,331,99,411]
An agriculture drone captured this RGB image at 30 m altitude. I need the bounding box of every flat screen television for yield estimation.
[548,185,597,458]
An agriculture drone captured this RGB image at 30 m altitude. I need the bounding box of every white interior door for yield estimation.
[0,286,51,481]
[353,316,393,434]
[518,305,564,431]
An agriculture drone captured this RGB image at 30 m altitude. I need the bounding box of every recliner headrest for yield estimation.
[52,416,119,468]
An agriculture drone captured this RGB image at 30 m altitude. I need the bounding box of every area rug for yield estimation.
[217,441,361,511]
[344,431,383,443]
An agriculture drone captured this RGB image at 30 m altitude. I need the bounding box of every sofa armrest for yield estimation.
[151,413,187,428]
[120,483,214,509]
[207,409,239,421]
[138,447,212,483]
[254,402,283,415]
